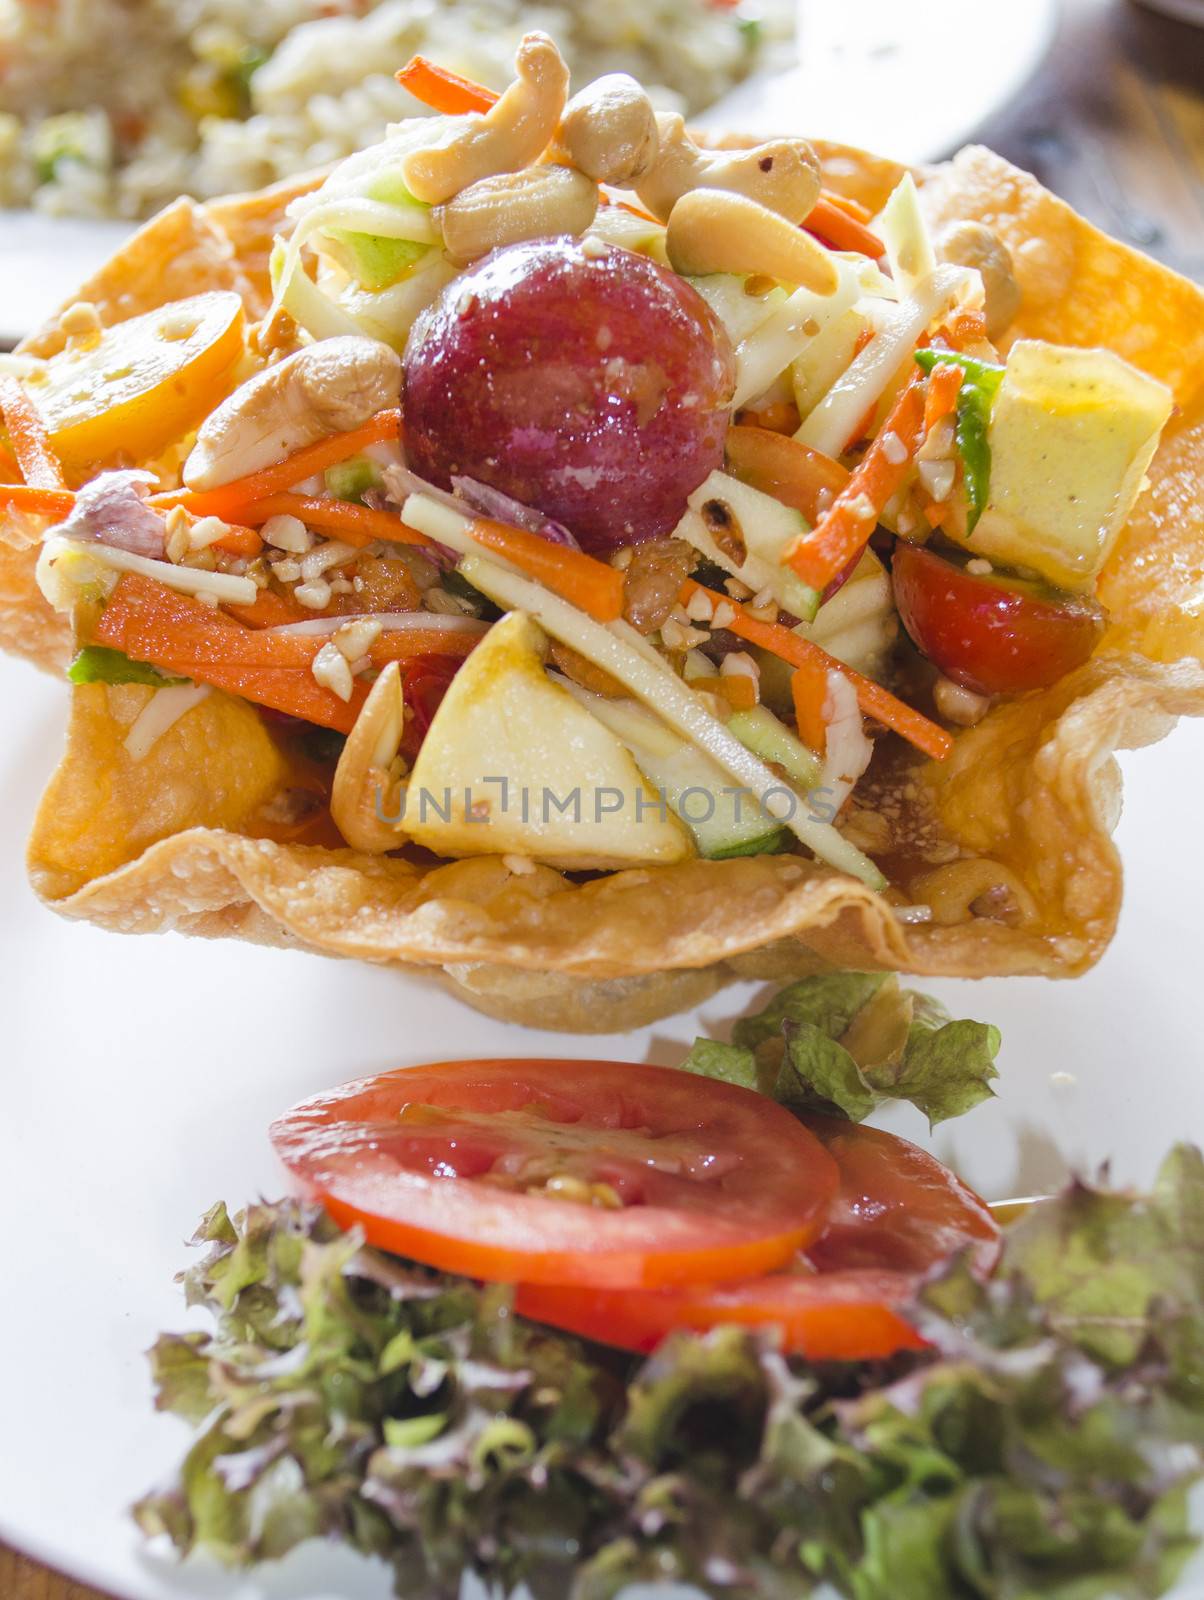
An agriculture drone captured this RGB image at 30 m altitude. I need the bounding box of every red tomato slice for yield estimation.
[892,542,1105,696]
[514,1115,1000,1359]
[270,1058,840,1290]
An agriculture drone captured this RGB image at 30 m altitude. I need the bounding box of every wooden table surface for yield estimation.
[5,0,1204,1596]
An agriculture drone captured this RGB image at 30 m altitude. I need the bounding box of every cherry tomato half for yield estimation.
[270,1058,840,1290]
[400,652,463,757]
[892,542,1105,697]
[515,1115,1000,1360]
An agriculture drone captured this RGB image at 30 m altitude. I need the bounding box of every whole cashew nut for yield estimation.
[183,336,400,491]
[666,189,839,293]
[558,73,660,186]
[402,33,570,206]
[936,221,1021,340]
[636,115,822,225]
[331,660,409,853]
[439,164,599,265]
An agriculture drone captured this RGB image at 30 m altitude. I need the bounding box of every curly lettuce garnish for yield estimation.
[680,972,1000,1127]
[134,1145,1204,1600]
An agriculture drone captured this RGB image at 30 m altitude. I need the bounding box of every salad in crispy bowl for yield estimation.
[2,33,1203,1029]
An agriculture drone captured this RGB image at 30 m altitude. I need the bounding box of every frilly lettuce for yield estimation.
[680,972,1000,1127]
[135,1145,1204,1599]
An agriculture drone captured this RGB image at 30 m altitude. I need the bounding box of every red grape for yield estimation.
[402,236,736,552]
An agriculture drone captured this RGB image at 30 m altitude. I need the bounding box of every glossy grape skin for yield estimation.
[402,236,736,551]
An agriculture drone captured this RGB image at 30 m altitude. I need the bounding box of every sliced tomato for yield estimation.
[270,1058,840,1290]
[515,1115,1000,1359]
[892,542,1105,696]
[801,1114,1001,1278]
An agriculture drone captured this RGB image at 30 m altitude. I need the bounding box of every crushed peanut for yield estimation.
[300,540,357,582]
[685,588,715,623]
[311,641,354,701]
[261,513,313,554]
[721,650,760,681]
[164,506,191,565]
[187,515,233,551]
[295,578,333,610]
[334,618,383,661]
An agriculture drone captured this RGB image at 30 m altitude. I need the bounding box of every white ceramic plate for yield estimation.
[0,208,133,348]
[2,639,1203,1600]
[696,0,1057,163]
[0,0,1056,347]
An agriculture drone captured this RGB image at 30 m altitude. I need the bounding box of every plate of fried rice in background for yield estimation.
[0,0,1055,343]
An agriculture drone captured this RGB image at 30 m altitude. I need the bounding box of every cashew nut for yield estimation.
[183,336,400,491]
[439,164,599,265]
[635,115,822,224]
[558,73,659,186]
[935,221,1021,340]
[331,660,409,853]
[666,189,839,294]
[403,33,569,206]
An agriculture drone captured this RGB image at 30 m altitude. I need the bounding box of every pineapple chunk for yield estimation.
[405,610,693,869]
[951,340,1173,592]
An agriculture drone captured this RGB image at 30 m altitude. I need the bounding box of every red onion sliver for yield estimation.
[450,476,581,550]
[57,470,165,559]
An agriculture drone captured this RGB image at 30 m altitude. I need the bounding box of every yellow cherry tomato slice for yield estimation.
[23,291,246,474]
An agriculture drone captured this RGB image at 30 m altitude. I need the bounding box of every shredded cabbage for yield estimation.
[796,263,974,458]
[876,174,936,300]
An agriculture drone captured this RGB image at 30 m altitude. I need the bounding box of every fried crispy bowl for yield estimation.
[3,87,1203,1030]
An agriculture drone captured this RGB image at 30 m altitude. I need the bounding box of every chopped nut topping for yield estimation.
[312,641,354,701]
[295,578,333,610]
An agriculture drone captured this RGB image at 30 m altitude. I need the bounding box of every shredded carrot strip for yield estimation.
[396,55,498,114]
[0,376,67,491]
[784,374,927,592]
[223,590,310,629]
[805,196,884,259]
[0,443,21,481]
[945,307,989,350]
[211,522,264,558]
[232,493,429,549]
[242,490,623,620]
[820,190,873,225]
[92,575,367,731]
[680,576,952,762]
[93,574,480,731]
[724,426,849,526]
[791,661,829,755]
[464,515,625,622]
[370,629,479,668]
[923,502,949,529]
[607,195,660,224]
[0,483,76,518]
[924,362,963,432]
[151,410,403,521]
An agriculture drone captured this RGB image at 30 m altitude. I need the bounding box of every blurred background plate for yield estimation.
[0,0,1057,348]
[696,0,1058,160]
